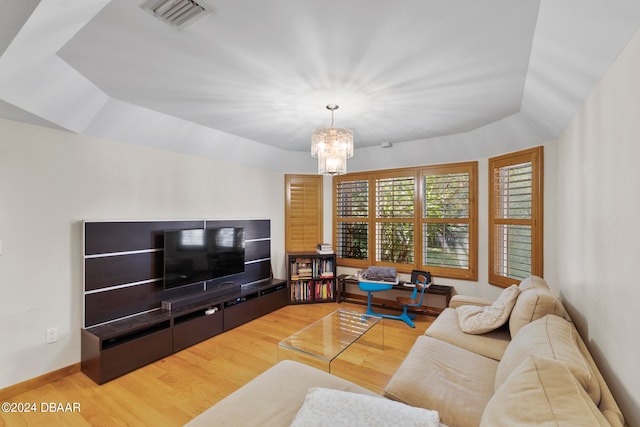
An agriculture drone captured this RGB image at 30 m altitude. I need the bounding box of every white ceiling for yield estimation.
[1,0,640,158]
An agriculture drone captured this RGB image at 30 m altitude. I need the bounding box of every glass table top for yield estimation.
[278,308,383,363]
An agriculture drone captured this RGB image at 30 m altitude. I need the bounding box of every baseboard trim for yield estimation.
[0,363,80,400]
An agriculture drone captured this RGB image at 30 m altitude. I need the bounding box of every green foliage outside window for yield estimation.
[334,162,477,279]
[423,173,470,269]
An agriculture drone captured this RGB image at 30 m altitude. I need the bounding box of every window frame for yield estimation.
[419,163,478,280]
[373,169,417,268]
[333,162,477,280]
[334,176,370,267]
[488,146,544,287]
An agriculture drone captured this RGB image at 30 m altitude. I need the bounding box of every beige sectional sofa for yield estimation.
[187,276,625,426]
[385,275,624,426]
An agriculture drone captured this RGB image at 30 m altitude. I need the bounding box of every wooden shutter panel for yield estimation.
[285,174,323,253]
[489,146,543,287]
[421,169,473,273]
[374,175,415,264]
[335,178,369,262]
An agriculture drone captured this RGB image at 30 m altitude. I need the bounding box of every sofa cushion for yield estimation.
[481,356,609,426]
[186,360,377,427]
[496,315,601,405]
[384,336,498,427]
[518,275,549,291]
[509,286,569,336]
[425,308,510,361]
[291,387,440,427]
[456,285,519,334]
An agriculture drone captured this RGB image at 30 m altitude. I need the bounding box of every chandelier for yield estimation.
[311,104,354,175]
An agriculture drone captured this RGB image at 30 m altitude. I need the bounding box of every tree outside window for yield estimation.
[334,162,477,280]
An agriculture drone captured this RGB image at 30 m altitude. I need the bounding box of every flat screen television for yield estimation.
[163,227,245,289]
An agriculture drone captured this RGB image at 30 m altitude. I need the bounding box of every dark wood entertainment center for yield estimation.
[81,219,286,384]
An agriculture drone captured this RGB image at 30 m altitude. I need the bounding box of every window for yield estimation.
[334,162,477,280]
[376,173,415,265]
[489,147,543,287]
[421,164,477,279]
[335,178,369,263]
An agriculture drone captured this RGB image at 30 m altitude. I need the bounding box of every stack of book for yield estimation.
[316,243,333,254]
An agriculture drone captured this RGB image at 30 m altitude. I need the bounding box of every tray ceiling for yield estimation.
[2,0,640,156]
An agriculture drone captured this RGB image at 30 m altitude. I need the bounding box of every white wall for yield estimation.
[555,27,640,425]
[0,119,285,389]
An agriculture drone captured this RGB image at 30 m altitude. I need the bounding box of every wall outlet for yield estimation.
[46,327,58,344]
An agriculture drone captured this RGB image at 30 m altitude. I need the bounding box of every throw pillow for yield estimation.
[481,356,609,427]
[456,285,520,334]
[290,387,440,427]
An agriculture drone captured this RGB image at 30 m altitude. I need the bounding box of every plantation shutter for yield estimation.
[375,175,415,265]
[335,179,369,264]
[333,162,478,279]
[489,147,543,287]
[285,174,323,253]
[420,164,477,280]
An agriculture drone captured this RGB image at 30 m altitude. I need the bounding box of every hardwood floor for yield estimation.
[1,303,434,427]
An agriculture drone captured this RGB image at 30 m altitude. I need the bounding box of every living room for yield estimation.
[1,1,639,426]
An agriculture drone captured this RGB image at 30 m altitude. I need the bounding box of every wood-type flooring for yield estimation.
[1,302,434,427]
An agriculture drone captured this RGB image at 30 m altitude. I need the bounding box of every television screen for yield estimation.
[164,227,245,289]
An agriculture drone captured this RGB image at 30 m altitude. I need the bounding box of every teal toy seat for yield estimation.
[395,273,431,328]
[358,270,431,327]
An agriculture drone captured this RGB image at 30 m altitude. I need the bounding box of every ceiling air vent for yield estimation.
[141,0,213,31]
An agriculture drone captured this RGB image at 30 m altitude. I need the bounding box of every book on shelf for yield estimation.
[312,258,334,278]
[291,257,313,279]
[291,281,313,302]
[316,243,333,254]
[297,268,313,278]
[318,280,334,300]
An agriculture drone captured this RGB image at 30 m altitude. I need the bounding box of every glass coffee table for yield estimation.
[278,308,384,372]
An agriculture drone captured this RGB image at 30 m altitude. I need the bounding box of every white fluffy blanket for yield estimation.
[290,387,440,427]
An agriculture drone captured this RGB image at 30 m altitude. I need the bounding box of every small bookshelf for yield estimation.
[287,252,337,304]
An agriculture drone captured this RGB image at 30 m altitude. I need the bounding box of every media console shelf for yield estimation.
[82,219,282,385]
[81,279,286,384]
